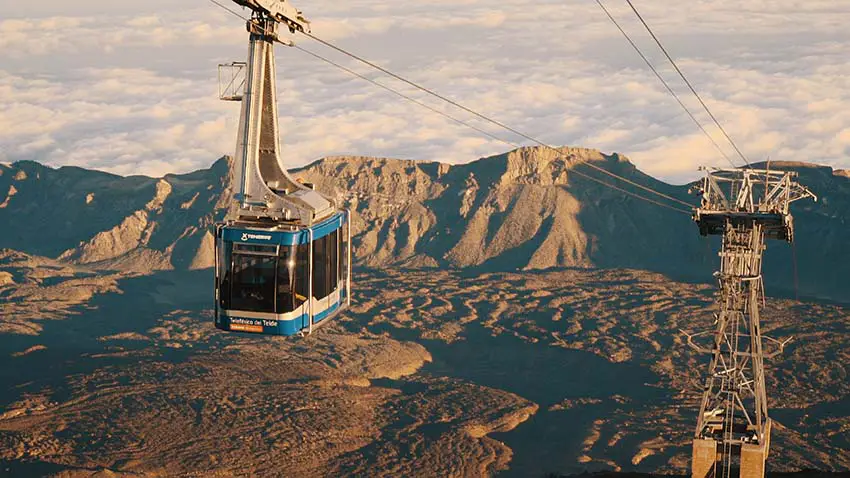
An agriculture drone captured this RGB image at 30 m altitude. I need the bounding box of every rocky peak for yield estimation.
[479,146,632,187]
[0,149,847,301]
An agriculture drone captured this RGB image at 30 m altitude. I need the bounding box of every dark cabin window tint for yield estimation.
[313,234,329,299]
[313,230,339,299]
[230,254,276,313]
[327,230,339,291]
[220,241,234,309]
[336,224,346,290]
[338,227,344,288]
[234,244,277,255]
[276,246,295,314]
[294,244,309,304]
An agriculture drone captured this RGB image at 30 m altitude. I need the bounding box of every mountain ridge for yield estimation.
[0,147,846,301]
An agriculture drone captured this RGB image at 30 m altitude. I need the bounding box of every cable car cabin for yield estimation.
[214,211,351,336]
[213,3,352,336]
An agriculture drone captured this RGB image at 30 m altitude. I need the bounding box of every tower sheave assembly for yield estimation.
[687,168,815,478]
[214,0,351,336]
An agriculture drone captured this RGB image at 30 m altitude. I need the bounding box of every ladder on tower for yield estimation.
[686,168,815,478]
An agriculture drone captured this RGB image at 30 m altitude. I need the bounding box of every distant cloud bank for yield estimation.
[1,0,847,182]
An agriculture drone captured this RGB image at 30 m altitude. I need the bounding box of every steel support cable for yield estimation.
[300,31,696,210]
[205,0,693,214]
[593,0,738,170]
[208,0,509,145]
[293,47,515,148]
[207,1,511,150]
[208,0,249,21]
[299,46,694,215]
[623,0,752,168]
[294,46,691,215]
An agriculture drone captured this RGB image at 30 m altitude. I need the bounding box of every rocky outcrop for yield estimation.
[0,271,13,286]
[0,185,17,209]
[0,158,231,273]
[58,179,174,268]
[292,147,693,274]
[298,150,848,301]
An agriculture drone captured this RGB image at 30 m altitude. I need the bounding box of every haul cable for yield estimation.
[622,0,752,168]
[301,30,695,210]
[207,0,694,214]
[295,46,691,215]
[593,0,739,170]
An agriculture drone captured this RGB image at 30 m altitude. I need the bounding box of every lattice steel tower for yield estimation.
[686,168,816,478]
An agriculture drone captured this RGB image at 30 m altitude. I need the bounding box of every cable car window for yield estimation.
[234,243,277,255]
[219,241,234,309]
[312,230,339,299]
[231,254,276,312]
[313,234,328,299]
[294,244,309,305]
[328,230,339,290]
[336,229,347,288]
[276,246,296,313]
[340,225,348,292]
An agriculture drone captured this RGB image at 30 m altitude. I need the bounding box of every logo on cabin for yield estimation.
[241,233,273,241]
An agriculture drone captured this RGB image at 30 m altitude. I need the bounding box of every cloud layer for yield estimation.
[1,0,848,182]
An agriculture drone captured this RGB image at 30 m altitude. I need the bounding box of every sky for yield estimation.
[0,0,848,183]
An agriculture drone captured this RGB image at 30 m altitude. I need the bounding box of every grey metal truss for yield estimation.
[687,167,815,477]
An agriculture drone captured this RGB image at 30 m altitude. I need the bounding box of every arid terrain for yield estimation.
[1,149,848,477]
[2,259,849,477]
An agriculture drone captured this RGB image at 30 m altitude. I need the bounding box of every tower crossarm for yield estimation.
[695,168,817,214]
[693,168,817,242]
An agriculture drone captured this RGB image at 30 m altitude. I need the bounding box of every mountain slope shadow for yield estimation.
[337,271,669,476]
[0,269,216,409]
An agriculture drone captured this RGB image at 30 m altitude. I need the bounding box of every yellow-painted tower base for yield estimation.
[692,439,718,478]
[691,420,772,478]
